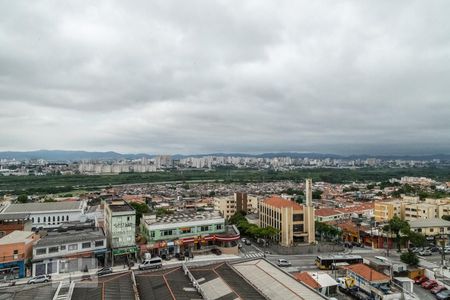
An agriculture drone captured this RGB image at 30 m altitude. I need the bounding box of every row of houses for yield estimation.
[0,200,136,279]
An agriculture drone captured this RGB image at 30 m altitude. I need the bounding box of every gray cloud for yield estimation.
[1,1,449,155]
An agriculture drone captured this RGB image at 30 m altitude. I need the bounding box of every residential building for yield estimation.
[0,201,87,229]
[214,193,258,219]
[375,197,450,222]
[0,231,38,279]
[315,208,345,223]
[104,200,137,264]
[0,213,32,237]
[409,218,450,241]
[140,210,239,256]
[258,179,315,246]
[374,200,403,222]
[345,263,401,300]
[31,228,107,276]
[293,272,338,297]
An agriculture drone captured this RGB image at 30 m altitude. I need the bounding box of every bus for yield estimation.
[315,255,363,270]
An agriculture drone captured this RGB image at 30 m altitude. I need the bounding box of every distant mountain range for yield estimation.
[0,150,449,161]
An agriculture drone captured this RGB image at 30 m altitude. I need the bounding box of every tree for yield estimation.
[400,251,419,266]
[407,231,426,248]
[383,215,410,251]
[129,202,150,225]
[17,194,28,203]
[315,221,341,241]
[312,190,323,199]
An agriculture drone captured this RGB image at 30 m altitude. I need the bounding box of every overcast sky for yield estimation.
[1,1,449,155]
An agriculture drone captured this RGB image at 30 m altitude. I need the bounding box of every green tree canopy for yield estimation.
[17,194,28,203]
[129,202,150,225]
[315,221,341,241]
[400,251,419,266]
[383,215,410,251]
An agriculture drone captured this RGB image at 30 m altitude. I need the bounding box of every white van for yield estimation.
[138,257,162,270]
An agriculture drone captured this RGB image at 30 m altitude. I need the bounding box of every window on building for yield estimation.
[417,228,422,232]
[82,242,91,249]
[53,216,55,222]
[66,215,69,221]
[38,217,41,223]
[68,244,78,251]
[216,224,223,230]
[430,228,434,232]
[60,245,66,250]
[57,216,60,222]
[32,217,35,223]
[150,231,155,238]
[36,248,47,255]
[13,249,18,254]
[181,228,191,234]
[441,228,445,233]
[293,224,304,232]
[293,214,304,222]
[161,229,175,236]
[127,216,130,222]
[200,225,210,232]
[49,246,59,253]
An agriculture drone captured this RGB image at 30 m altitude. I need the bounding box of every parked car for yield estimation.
[436,290,450,300]
[422,279,438,289]
[245,240,251,246]
[419,249,432,256]
[28,275,51,284]
[414,275,428,284]
[410,247,423,254]
[438,247,450,254]
[97,267,113,277]
[241,238,247,243]
[138,257,162,270]
[277,259,291,267]
[429,246,440,252]
[211,248,222,255]
[431,285,447,294]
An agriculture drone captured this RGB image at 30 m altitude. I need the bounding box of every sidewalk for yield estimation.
[163,254,240,266]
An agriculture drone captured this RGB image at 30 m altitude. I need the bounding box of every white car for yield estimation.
[277,259,291,267]
[28,274,51,284]
[419,250,432,256]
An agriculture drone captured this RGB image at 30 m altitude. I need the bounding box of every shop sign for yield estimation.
[112,247,137,255]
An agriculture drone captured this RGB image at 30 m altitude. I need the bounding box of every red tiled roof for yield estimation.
[293,272,320,289]
[262,196,303,210]
[345,264,390,282]
[336,203,374,214]
[315,208,342,217]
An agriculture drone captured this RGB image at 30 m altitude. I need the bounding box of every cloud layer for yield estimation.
[1,1,449,154]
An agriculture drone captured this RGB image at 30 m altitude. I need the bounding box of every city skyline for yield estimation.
[1,1,450,154]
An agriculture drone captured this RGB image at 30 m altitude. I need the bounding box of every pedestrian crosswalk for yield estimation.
[241,251,265,259]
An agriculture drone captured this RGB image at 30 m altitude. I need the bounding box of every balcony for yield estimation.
[0,253,26,263]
